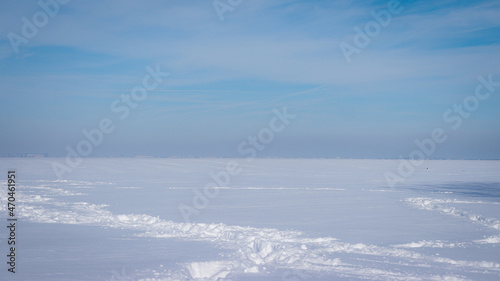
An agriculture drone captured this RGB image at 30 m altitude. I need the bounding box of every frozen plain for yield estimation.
[0,158,499,281]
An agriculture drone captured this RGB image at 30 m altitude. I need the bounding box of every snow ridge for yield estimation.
[3,189,499,280]
[401,197,500,252]
[406,197,500,231]
[2,179,500,281]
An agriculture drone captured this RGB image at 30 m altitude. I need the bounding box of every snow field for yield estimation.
[0,158,499,280]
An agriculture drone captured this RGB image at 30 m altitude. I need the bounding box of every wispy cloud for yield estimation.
[1,0,499,158]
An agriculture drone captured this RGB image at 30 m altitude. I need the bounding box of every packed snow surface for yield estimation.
[0,158,499,280]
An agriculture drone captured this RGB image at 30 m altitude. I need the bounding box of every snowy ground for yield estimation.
[0,158,499,280]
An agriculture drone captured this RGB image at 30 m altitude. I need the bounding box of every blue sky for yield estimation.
[1,0,499,159]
